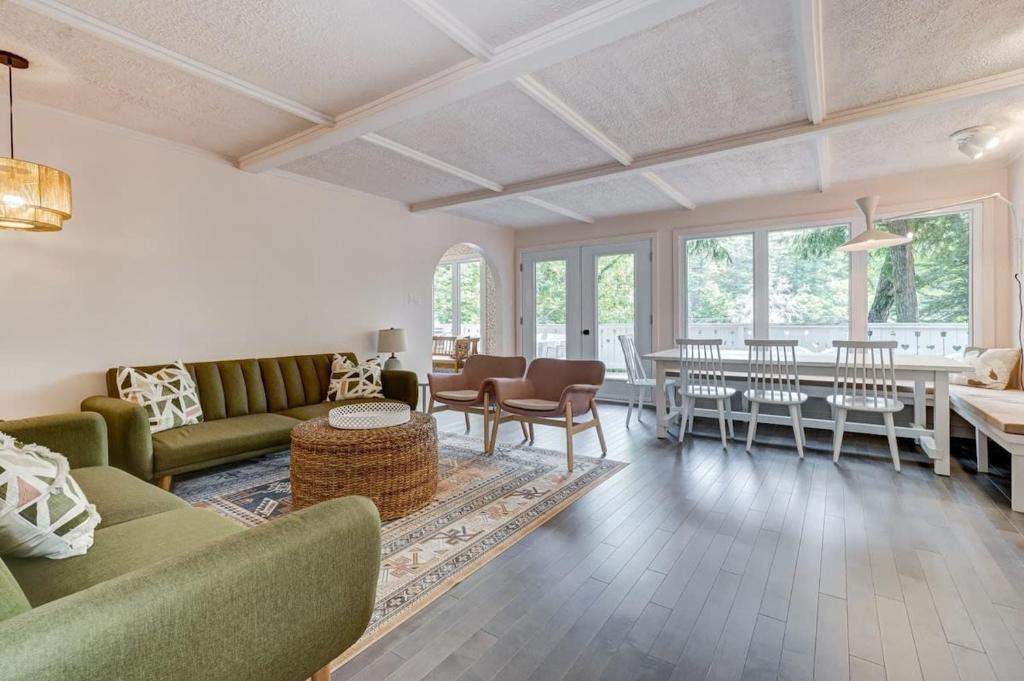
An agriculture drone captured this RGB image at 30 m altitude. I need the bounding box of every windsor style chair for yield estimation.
[619,334,676,427]
[827,340,905,471]
[743,339,809,457]
[675,338,736,448]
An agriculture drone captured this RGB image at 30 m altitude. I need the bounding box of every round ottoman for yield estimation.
[290,413,438,519]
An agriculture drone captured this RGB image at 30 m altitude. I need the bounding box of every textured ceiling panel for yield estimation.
[379,83,615,184]
[533,0,807,157]
[824,0,1024,111]
[445,200,568,229]
[436,0,604,47]
[282,139,482,204]
[57,0,470,114]
[0,2,309,157]
[828,90,1024,184]
[535,174,679,219]
[657,142,820,205]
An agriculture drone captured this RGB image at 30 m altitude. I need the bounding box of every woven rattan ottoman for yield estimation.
[290,413,438,519]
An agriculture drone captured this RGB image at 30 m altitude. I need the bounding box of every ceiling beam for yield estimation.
[401,0,494,62]
[237,0,719,171]
[794,0,827,124]
[361,133,503,192]
[814,137,831,192]
[410,66,1024,213]
[10,0,333,126]
[520,196,594,223]
[514,75,634,165]
[641,171,695,209]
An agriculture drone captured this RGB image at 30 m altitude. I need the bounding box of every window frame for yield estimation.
[433,256,486,343]
[674,203,982,351]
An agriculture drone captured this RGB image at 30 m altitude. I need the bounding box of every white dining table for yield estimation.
[643,347,969,476]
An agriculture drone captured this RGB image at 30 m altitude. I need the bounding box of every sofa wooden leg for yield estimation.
[157,475,173,492]
[311,664,331,681]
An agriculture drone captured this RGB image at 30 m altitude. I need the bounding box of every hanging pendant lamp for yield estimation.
[0,50,72,232]
[837,195,913,252]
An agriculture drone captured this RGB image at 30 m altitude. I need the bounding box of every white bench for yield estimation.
[950,385,1024,511]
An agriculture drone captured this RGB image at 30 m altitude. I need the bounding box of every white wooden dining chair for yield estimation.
[619,334,675,427]
[744,339,809,457]
[676,338,736,448]
[827,340,905,471]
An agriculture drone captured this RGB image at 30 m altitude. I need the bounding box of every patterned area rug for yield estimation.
[174,432,626,661]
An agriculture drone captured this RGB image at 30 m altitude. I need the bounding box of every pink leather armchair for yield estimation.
[426,354,527,453]
[491,358,607,471]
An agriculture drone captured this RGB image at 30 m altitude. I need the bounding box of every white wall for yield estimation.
[1010,155,1024,348]
[0,104,515,418]
[515,163,1014,354]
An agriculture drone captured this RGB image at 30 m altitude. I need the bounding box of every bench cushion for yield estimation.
[951,385,1024,435]
[5,507,243,606]
[152,413,299,473]
[71,466,187,528]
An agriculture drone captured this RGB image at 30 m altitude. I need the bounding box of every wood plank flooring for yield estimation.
[331,403,1024,681]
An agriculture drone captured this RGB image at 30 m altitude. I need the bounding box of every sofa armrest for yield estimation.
[381,369,418,409]
[0,413,108,468]
[80,396,154,481]
[0,496,381,681]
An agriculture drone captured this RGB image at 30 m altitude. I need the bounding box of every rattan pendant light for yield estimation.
[0,50,72,232]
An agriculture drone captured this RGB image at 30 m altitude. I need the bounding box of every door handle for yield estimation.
[582,329,591,335]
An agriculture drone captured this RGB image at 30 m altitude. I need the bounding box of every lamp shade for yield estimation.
[377,328,407,354]
[838,195,913,253]
[0,158,72,232]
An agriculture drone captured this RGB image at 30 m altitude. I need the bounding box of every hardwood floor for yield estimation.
[333,403,1024,681]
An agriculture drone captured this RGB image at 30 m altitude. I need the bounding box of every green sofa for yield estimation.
[82,352,417,488]
[0,412,380,681]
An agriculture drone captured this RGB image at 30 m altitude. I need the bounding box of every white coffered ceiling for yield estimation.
[3,0,1024,228]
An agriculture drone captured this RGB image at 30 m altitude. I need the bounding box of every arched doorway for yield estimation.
[431,243,497,372]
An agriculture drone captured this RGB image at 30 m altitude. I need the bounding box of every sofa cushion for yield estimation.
[278,398,407,421]
[152,414,299,474]
[116,361,204,433]
[5,507,243,606]
[71,466,186,528]
[0,558,29,622]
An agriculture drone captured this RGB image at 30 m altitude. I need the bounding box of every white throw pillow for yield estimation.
[0,433,101,559]
[117,360,204,433]
[951,347,1020,390]
[326,355,384,401]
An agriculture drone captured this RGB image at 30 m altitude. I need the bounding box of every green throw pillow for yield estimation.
[117,360,204,433]
[326,355,384,401]
[0,432,101,559]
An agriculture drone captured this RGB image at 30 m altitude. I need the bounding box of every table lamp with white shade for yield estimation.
[377,328,407,371]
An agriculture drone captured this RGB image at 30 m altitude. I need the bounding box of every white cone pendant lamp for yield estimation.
[837,196,912,252]
[0,50,72,232]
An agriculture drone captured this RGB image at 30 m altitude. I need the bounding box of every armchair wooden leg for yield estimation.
[519,420,529,439]
[157,475,173,492]
[311,664,331,681]
[528,422,535,444]
[591,399,607,456]
[490,407,503,454]
[464,411,471,432]
[564,404,574,472]
[482,395,491,455]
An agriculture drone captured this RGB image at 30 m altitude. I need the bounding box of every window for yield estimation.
[679,207,976,355]
[534,259,568,359]
[432,258,485,343]
[866,210,970,355]
[684,234,753,349]
[768,224,850,352]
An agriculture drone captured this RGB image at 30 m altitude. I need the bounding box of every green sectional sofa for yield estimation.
[0,412,380,681]
[82,352,417,488]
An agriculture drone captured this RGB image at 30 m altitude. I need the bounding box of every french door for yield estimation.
[521,239,652,398]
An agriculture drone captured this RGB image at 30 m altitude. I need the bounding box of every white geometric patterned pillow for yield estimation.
[116,360,204,433]
[0,432,101,559]
[951,347,1021,390]
[326,355,384,401]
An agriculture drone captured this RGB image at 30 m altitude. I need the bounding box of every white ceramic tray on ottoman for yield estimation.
[328,401,411,429]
